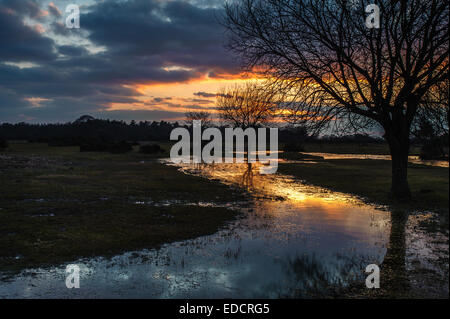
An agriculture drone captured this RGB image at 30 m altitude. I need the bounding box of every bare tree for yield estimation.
[185,111,212,127]
[224,0,449,199]
[216,81,280,129]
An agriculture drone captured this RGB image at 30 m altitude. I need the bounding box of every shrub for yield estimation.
[139,144,163,154]
[0,138,8,149]
[109,141,133,154]
[282,142,305,152]
[80,139,133,153]
[80,139,110,152]
[419,139,445,160]
[28,137,49,143]
[48,136,84,147]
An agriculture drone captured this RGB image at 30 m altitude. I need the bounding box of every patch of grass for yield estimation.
[2,141,173,160]
[0,143,245,272]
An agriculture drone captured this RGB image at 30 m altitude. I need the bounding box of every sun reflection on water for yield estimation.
[0,160,393,298]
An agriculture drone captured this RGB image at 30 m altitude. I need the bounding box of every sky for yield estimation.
[0,0,254,123]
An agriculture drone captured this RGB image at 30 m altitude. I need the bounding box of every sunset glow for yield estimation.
[106,75,262,120]
[0,0,258,123]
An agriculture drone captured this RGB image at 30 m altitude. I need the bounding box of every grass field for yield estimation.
[0,143,245,272]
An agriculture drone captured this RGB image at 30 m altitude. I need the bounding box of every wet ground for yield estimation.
[0,161,447,298]
[303,152,449,168]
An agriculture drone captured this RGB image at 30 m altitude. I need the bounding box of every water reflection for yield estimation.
[241,163,254,190]
[0,161,393,298]
[303,152,449,168]
[381,211,409,291]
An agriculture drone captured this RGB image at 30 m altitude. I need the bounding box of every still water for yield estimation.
[0,162,391,298]
[303,152,449,168]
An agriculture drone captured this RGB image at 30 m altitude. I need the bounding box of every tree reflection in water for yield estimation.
[273,211,410,298]
[263,253,372,298]
[241,163,254,190]
[381,210,409,293]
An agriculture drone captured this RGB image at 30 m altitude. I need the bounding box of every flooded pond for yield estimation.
[0,161,393,298]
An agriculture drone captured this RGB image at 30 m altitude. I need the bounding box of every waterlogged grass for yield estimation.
[301,142,422,156]
[279,159,449,227]
[0,143,245,272]
[279,158,448,298]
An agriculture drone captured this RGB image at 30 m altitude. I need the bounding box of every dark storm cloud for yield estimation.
[50,21,69,36]
[81,0,237,73]
[0,86,28,110]
[58,45,89,57]
[0,5,56,62]
[0,0,239,123]
[1,0,46,19]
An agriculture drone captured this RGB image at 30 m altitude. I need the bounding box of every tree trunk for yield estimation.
[390,148,411,199]
[386,132,411,200]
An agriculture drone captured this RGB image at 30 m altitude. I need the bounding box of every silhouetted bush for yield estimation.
[48,136,85,147]
[80,139,110,152]
[80,140,133,153]
[283,142,305,152]
[28,137,49,143]
[0,138,8,149]
[109,141,133,154]
[139,144,163,154]
[420,138,445,160]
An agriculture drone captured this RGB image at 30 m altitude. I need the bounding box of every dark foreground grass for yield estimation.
[0,143,245,272]
[279,159,449,227]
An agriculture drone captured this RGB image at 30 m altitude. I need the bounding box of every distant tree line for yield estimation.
[0,115,426,147]
[0,116,185,145]
[2,115,445,159]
